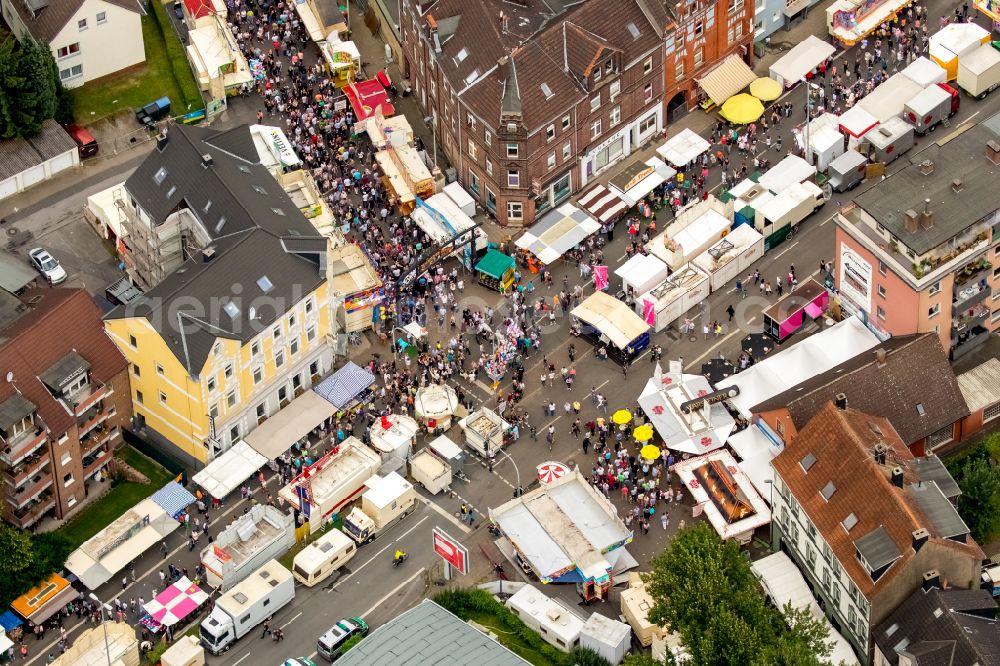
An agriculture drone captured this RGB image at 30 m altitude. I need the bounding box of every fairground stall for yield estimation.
[244,390,338,461]
[249,124,300,175]
[330,243,384,333]
[768,36,836,88]
[646,196,733,271]
[320,38,361,86]
[376,144,434,215]
[696,55,758,110]
[570,291,651,363]
[672,449,771,545]
[656,128,710,169]
[577,183,628,225]
[608,157,676,207]
[515,203,599,267]
[727,179,775,229]
[475,250,516,292]
[614,252,670,298]
[193,440,268,502]
[414,382,460,431]
[344,78,395,123]
[762,277,829,342]
[827,0,913,46]
[758,155,816,195]
[857,73,922,123]
[313,361,377,419]
[140,577,210,636]
[727,422,783,500]
[901,56,948,88]
[443,181,476,217]
[798,113,845,172]
[638,265,710,333]
[638,367,735,455]
[50,621,137,666]
[362,106,414,150]
[10,574,77,627]
[293,0,345,43]
[490,468,634,603]
[407,193,482,282]
[929,22,991,80]
[369,413,418,472]
[187,17,253,100]
[839,105,879,150]
[459,407,510,458]
[691,224,765,292]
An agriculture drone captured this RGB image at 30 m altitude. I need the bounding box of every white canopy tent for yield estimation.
[646,197,732,270]
[515,203,600,264]
[615,253,670,296]
[656,128,711,168]
[768,36,836,88]
[245,390,338,460]
[609,157,676,207]
[752,553,861,665]
[900,56,947,88]
[193,440,268,500]
[716,315,882,418]
[727,424,782,500]
[839,105,879,139]
[411,192,477,245]
[758,155,816,194]
[638,370,734,454]
[857,73,923,123]
[570,291,650,350]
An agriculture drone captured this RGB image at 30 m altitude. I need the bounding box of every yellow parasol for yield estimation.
[720,93,765,124]
[749,77,782,102]
[633,425,655,442]
[640,443,661,460]
[612,409,632,425]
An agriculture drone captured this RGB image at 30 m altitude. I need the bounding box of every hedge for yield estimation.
[148,0,205,112]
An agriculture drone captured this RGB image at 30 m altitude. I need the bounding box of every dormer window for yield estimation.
[40,351,91,401]
[63,372,90,398]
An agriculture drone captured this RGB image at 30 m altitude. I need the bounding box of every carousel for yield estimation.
[415,383,461,431]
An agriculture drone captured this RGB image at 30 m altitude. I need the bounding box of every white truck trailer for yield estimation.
[957,43,1000,99]
[409,448,452,494]
[342,472,418,544]
[199,560,295,655]
[200,504,295,591]
[755,180,824,247]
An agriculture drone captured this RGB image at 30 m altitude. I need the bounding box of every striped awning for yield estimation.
[577,183,628,224]
[314,361,376,409]
[697,55,757,106]
[151,481,196,519]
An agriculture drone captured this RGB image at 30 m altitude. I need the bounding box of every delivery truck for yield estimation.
[200,560,294,655]
[827,150,867,192]
[902,83,959,134]
[863,116,914,165]
[342,472,418,544]
[200,504,295,591]
[755,180,825,248]
[957,43,1000,99]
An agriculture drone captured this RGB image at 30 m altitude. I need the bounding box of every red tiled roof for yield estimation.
[0,289,128,434]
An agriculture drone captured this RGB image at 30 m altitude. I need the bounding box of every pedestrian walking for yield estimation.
[261,621,271,639]
[726,304,735,321]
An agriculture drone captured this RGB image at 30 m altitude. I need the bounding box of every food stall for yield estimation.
[475,249,516,292]
[443,181,476,217]
[691,224,765,293]
[11,574,77,626]
[577,183,628,224]
[409,448,451,494]
[838,105,879,150]
[758,155,816,195]
[362,107,413,150]
[856,73,922,123]
[414,382,460,430]
[515,203,599,265]
[330,243,384,333]
[728,179,775,229]
[672,450,771,545]
[646,196,733,271]
[369,414,418,470]
[656,128,711,169]
[638,368,735,455]
[428,434,468,481]
[249,124,300,175]
[313,361,377,418]
[140,577,210,635]
[608,157,676,207]
[762,277,830,342]
[570,291,651,363]
[459,407,510,458]
[376,144,434,215]
[768,35,836,88]
[638,265,710,333]
[344,78,395,123]
[796,113,845,172]
[614,252,670,297]
[320,39,361,86]
[929,22,991,81]
[901,56,948,88]
[827,0,913,46]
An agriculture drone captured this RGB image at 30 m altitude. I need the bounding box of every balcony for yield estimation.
[952,323,990,360]
[83,448,112,479]
[8,474,53,509]
[3,450,50,487]
[81,425,117,457]
[70,382,110,417]
[78,406,111,439]
[954,282,991,311]
[10,495,55,528]
[953,258,993,289]
[952,303,990,333]
[1,427,48,467]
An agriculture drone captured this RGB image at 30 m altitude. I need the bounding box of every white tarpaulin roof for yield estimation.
[638,370,734,455]
[245,390,337,459]
[571,291,650,350]
[698,55,757,105]
[611,157,676,207]
[657,128,711,167]
[839,105,879,138]
[768,36,835,85]
[758,155,816,194]
[294,0,326,42]
[857,73,923,123]
[65,498,180,590]
[411,193,476,245]
[716,316,881,418]
[728,425,781,500]
[193,440,267,500]
[615,253,670,295]
[900,56,947,88]
[672,450,771,540]
[752,553,860,665]
[515,203,600,264]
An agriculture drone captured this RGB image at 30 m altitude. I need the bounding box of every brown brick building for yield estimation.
[0,289,132,529]
[399,0,753,227]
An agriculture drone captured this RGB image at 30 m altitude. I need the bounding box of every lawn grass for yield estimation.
[463,611,555,666]
[57,445,174,550]
[70,10,201,122]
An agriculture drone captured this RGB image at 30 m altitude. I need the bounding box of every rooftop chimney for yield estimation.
[904,209,918,233]
[891,466,904,488]
[919,159,935,175]
[874,442,887,466]
[202,246,216,262]
[156,129,169,152]
[835,393,848,410]
[912,528,929,553]
[875,349,887,367]
[987,140,1000,166]
[201,153,213,168]
[920,199,934,229]
[951,179,963,193]
[922,569,940,591]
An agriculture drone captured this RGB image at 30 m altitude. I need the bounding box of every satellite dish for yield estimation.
[5,372,12,382]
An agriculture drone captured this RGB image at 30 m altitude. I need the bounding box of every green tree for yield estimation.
[0,522,33,578]
[956,456,1000,541]
[18,37,58,127]
[0,32,64,138]
[0,34,34,139]
[644,523,831,666]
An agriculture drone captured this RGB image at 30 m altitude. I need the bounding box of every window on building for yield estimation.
[272,325,281,340]
[640,114,657,134]
[928,281,941,295]
[96,11,106,24]
[984,401,1000,423]
[506,143,518,158]
[736,22,744,39]
[728,26,735,45]
[136,390,143,404]
[467,113,476,130]
[643,57,653,74]
[159,391,167,404]
[610,80,621,99]
[675,60,685,80]
[224,364,234,378]
[609,106,621,127]
[547,152,556,169]
[877,285,886,298]
[485,158,493,176]
[928,303,940,318]
[927,425,953,449]
[251,341,261,356]
[878,259,887,275]
[507,169,520,187]
[591,119,602,139]
[562,115,571,130]
[129,335,137,349]
[467,140,477,159]
[57,43,81,58]
[594,68,602,82]
[305,297,314,314]
[546,125,555,141]
[590,95,600,112]
[694,48,704,68]
[253,367,263,384]
[876,306,886,320]
[229,425,240,443]
[306,325,316,342]
[507,202,523,221]
[563,141,572,159]
[155,363,163,375]
[132,363,141,377]
[256,403,266,418]
[207,376,216,392]
[290,339,299,355]
[227,391,236,407]
[730,0,744,12]
[468,170,481,195]
[485,188,497,213]
[78,18,87,30]
[275,351,285,368]
[63,473,74,487]
[485,130,492,145]
[278,386,288,402]
[293,374,302,389]
[209,403,219,419]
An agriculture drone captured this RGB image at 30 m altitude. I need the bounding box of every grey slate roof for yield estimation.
[334,599,530,666]
[873,587,1000,666]
[911,455,961,500]
[854,117,1000,255]
[855,525,902,573]
[907,482,969,541]
[0,120,76,181]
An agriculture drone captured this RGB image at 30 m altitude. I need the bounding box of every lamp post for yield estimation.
[88,593,113,666]
[495,447,522,497]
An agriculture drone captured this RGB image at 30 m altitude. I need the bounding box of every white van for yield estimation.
[292,529,357,587]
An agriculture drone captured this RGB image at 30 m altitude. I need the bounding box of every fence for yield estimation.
[122,428,187,484]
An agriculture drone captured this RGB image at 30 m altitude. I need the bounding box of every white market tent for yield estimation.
[752,553,861,665]
[515,203,600,264]
[638,265,710,332]
[615,252,670,295]
[646,197,732,270]
[900,56,947,88]
[193,440,268,500]
[691,224,765,292]
[571,291,650,350]
[768,36,836,88]
[294,0,326,42]
[412,192,477,245]
[249,124,300,173]
[809,124,846,172]
[609,157,676,207]
[245,390,338,460]
[65,498,181,590]
[697,55,758,106]
[727,424,782,500]
[839,104,879,140]
[857,73,923,123]
[716,315,882,418]
[672,450,771,542]
[638,370,734,454]
[758,155,816,194]
[656,128,711,168]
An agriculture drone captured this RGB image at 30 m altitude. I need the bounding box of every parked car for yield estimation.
[283,659,316,666]
[65,124,98,158]
[316,618,368,661]
[28,248,66,284]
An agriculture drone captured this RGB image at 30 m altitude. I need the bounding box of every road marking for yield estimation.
[774,240,799,259]
[280,611,302,629]
[232,653,252,666]
[360,567,426,618]
[328,515,430,593]
[685,325,749,371]
[426,499,472,533]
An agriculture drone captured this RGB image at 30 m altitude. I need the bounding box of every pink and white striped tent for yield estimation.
[143,578,209,627]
